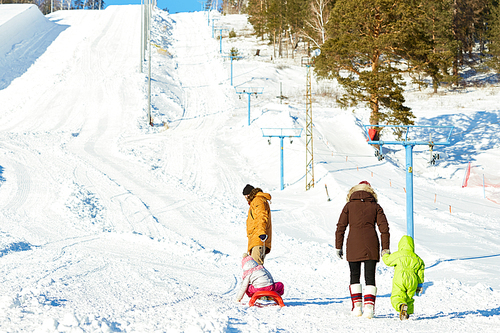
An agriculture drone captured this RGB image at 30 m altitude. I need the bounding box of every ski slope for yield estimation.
[1,4,500,332]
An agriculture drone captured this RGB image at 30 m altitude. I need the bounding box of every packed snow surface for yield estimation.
[1,4,500,332]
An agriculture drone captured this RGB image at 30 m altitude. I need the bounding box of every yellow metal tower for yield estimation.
[302,57,314,191]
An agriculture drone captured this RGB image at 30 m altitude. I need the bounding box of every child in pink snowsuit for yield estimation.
[235,254,284,302]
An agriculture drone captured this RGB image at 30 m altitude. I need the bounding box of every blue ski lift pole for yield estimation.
[211,18,220,38]
[363,124,454,240]
[247,93,251,125]
[223,54,242,86]
[230,56,234,85]
[405,143,414,237]
[261,128,303,190]
[216,27,230,54]
[235,86,264,126]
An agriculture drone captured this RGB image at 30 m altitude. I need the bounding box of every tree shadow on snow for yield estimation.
[417,111,500,167]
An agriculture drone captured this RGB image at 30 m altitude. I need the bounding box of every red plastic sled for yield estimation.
[248,291,285,308]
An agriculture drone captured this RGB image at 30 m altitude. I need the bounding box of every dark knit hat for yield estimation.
[242,184,254,195]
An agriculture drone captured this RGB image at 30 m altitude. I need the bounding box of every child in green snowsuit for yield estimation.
[382,235,425,320]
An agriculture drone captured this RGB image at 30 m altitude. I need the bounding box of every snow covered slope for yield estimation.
[0,4,499,332]
[0,4,68,90]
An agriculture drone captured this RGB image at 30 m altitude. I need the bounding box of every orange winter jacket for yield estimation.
[246,192,272,253]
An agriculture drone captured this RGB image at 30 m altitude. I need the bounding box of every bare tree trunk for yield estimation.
[273,30,276,60]
[285,30,288,58]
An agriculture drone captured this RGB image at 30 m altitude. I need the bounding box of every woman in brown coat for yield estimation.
[243,184,272,265]
[335,181,390,319]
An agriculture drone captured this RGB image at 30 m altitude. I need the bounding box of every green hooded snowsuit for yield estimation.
[382,235,425,314]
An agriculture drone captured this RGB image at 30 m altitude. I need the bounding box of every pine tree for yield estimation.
[247,0,268,38]
[451,0,490,82]
[415,0,457,92]
[315,0,420,126]
[486,1,500,72]
[285,0,309,54]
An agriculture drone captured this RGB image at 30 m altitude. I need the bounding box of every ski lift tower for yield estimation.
[301,50,319,191]
[364,125,454,239]
[223,53,243,86]
[205,0,213,25]
[261,128,303,190]
[211,17,220,38]
[235,86,264,126]
[215,26,230,54]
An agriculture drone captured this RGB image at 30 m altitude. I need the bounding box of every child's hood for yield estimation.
[241,254,264,280]
[398,235,415,252]
[241,254,258,270]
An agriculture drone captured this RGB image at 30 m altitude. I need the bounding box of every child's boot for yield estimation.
[362,285,377,319]
[349,284,363,317]
[399,303,409,320]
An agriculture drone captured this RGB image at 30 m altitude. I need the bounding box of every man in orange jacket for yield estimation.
[243,184,272,265]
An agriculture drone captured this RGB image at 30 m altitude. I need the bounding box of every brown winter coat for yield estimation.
[246,191,272,254]
[335,184,390,262]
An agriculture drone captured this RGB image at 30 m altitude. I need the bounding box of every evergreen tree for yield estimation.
[315,0,421,126]
[247,0,268,38]
[451,0,490,81]
[246,0,308,57]
[415,0,457,92]
[486,1,500,72]
[285,0,309,52]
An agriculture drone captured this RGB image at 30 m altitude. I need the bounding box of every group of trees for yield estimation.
[242,0,500,127]
[1,0,105,14]
[219,0,248,14]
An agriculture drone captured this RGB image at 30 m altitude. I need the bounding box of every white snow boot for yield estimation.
[362,285,377,319]
[349,284,363,317]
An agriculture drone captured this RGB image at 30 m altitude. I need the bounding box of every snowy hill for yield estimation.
[1,4,500,332]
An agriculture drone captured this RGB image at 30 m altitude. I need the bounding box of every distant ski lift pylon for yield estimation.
[261,127,303,190]
[235,86,264,126]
